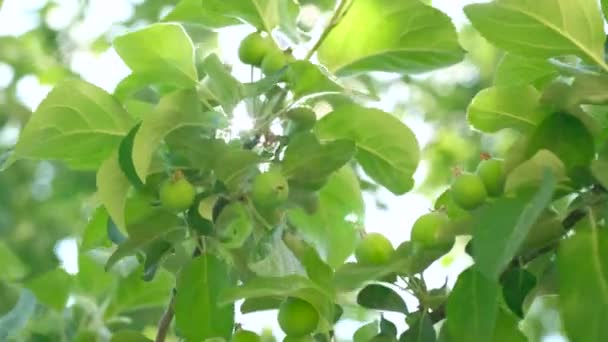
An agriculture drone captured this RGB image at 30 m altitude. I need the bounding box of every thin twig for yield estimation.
[304,0,350,60]
[155,289,177,342]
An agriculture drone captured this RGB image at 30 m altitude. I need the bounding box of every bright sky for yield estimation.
[0,1,566,341]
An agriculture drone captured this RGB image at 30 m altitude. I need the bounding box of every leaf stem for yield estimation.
[304,0,350,60]
[155,289,176,342]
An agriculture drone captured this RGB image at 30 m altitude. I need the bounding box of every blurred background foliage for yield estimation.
[0,0,548,341]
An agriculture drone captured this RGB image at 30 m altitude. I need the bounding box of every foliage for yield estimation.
[1,0,608,341]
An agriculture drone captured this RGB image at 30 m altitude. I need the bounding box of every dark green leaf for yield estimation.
[501,267,536,318]
[473,171,555,280]
[316,104,419,194]
[318,0,463,75]
[357,284,407,314]
[380,316,398,337]
[240,297,282,314]
[400,311,436,342]
[175,254,235,341]
[283,132,355,185]
[118,123,144,188]
[558,228,608,342]
[446,268,501,342]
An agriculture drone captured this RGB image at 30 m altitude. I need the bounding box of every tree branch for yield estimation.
[155,289,177,342]
[304,0,350,60]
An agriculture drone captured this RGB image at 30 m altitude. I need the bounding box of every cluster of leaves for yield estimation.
[2,0,608,341]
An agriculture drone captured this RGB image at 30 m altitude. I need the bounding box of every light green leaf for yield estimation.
[97,152,131,231]
[467,86,547,133]
[288,167,364,267]
[558,228,608,342]
[215,202,253,249]
[114,23,198,87]
[316,104,419,194]
[13,79,133,169]
[282,132,355,185]
[175,254,235,341]
[200,54,243,113]
[400,311,436,342]
[106,269,174,316]
[26,268,72,311]
[473,171,555,280]
[354,321,379,342]
[286,61,343,100]
[199,0,298,33]
[318,0,463,75]
[567,74,608,105]
[0,289,36,340]
[494,54,558,87]
[81,207,110,252]
[162,0,240,27]
[505,150,567,194]
[248,229,304,278]
[591,159,608,190]
[0,242,27,282]
[492,308,527,342]
[132,89,227,181]
[464,0,607,70]
[110,330,153,342]
[446,268,501,342]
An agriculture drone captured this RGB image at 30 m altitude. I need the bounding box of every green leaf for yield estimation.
[603,0,608,22]
[110,330,153,342]
[0,241,27,281]
[132,89,227,181]
[97,152,132,231]
[474,172,555,280]
[118,123,144,188]
[283,132,355,185]
[286,61,343,100]
[0,289,36,340]
[505,150,567,194]
[316,104,419,194]
[283,233,334,290]
[558,228,608,342]
[215,202,253,249]
[76,254,114,297]
[13,79,134,169]
[25,268,72,311]
[354,321,380,342]
[106,269,173,316]
[526,112,595,172]
[162,0,240,27]
[240,297,282,314]
[464,0,607,70]
[501,267,536,318]
[175,254,235,341]
[567,74,608,105]
[248,230,305,277]
[114,23,198,87]
[446,268,501,342]
[220,274,330,304]
[591,159,608,189]
[81,207,110,251]
[400,311,436,342]
[200,53,243,113]
[198,0,298,33]
[288,167,364,267]
[494,54,558,87]
[318,0,463,75]
[491,308,527,342]
[467,86,546,133]
[357,284,408,314]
